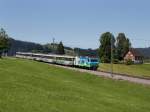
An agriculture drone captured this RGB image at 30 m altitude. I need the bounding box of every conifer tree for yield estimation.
[57,41,65,54]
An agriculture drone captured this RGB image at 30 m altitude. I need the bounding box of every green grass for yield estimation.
[0,58,150,112]
[98,63,150,78]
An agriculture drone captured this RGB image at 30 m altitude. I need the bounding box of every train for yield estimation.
[16,52,100,70]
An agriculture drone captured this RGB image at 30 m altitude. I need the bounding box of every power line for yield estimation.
[130,38,150,41]
[130,38,150,48]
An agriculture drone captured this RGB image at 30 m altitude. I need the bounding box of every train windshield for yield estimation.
[90,59,98,62]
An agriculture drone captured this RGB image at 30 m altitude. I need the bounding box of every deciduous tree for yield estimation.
[116,33,131,60]
[0,28,10,58]
[99,32,115,63]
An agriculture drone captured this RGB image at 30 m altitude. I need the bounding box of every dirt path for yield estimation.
[50,64,150,85]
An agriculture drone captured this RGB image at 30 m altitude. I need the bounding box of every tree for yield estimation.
[0,28,10,58]
[99,32,115,63]
[57,41,65,54]
[116,33,131,60]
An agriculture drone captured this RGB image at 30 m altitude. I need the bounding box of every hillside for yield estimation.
[6,38,150,58]
[7,38,98,56]
[136,47,150,58]
[74,48,98,57]
[7,38,74,56]
[7,38,44,55]
[0,58,150,112]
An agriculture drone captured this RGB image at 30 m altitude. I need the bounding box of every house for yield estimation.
[124,48,143,64]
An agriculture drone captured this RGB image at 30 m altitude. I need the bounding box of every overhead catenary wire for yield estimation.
[130,38,150,48]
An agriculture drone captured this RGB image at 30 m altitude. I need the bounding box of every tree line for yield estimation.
[1,28,149,61]
[0,28,65,58]
[99,32,131,63]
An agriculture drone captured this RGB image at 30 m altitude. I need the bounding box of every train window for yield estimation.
[90,59,98,62]
[43,56,47,58]
[65,58,74,61]
[43,55,53,59]
[56,57,74,61]
[49,56,55,59]
[18,53,31,56]
[24,54,31,56]
[57,57,63,60]
[81,60,84,63]
[32,55,40,57]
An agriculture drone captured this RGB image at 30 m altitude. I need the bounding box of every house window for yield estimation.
[135,56,139,60]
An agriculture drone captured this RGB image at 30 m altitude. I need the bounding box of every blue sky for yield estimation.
[0,0,150,48]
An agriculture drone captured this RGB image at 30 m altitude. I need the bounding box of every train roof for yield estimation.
[16,52,75,59]
[16,52,99,59]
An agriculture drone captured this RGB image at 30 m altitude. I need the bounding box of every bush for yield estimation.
[124,59,133,65]
[100,56,110,63]
[113,59,119,64]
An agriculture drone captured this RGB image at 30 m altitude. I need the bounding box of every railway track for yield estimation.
[50,64,150,85]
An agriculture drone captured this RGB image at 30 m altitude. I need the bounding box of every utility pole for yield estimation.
[52,38,55,53]
[111,33,114,77]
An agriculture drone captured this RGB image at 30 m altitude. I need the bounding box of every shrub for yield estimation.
[100,56,110,63]
[124,59,133,65]
[113,59,119,64]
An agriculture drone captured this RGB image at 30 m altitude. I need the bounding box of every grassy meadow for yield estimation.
[98,63,150,78]
[0,58,150,112]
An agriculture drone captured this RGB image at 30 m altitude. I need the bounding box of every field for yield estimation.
[98,63,150,78]
[0,58,150,112]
